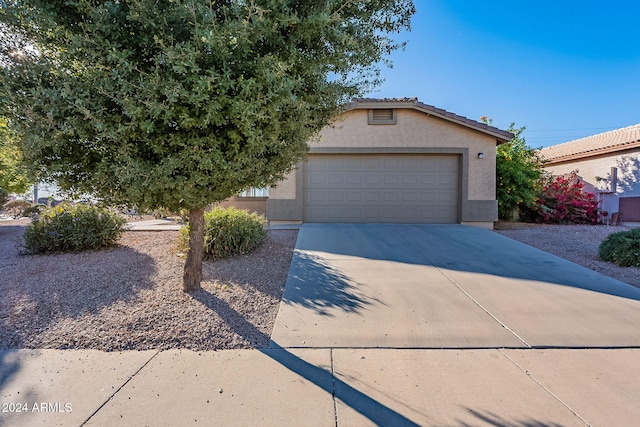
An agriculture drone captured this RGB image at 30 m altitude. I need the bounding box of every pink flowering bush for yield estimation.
[531,172,599,224]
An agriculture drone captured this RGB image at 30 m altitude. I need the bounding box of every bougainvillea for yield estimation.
[533,171,599,224]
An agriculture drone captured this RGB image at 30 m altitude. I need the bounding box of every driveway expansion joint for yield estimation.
[499,349,592,426]
[435,266,533,349]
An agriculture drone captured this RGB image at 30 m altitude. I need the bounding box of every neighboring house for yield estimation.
[222,98,513,229]
[12,182,64,205]
[540,124,640,222]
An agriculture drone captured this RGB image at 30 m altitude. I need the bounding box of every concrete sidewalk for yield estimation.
[2,223,640,426]
[2,347,639,426]
[126,219,183,231]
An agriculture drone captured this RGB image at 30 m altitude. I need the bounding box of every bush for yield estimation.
[527,171,599,224]
[22,203,47,217]
[494,123,545,220]
[179,207,267,260]
[2,199,33,218]
[22,203,127,254]
[0,188,9,209]
[599,228,640,267]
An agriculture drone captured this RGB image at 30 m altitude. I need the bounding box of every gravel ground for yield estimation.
[494,222,640,289]
[0,219,297,351]
[1,220,638,352]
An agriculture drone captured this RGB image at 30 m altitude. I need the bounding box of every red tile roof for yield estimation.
[540,123,640,164]
[347,98,514,143]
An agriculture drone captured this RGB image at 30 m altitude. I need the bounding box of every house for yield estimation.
[220,98,513,229]
[540,124,640,222]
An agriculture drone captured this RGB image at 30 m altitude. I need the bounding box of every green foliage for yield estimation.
[1,0,414,289]
[22,203,127,254]
[179,207,267,260]
[599,228,640,268]
[22,203,47,217]
[0,117,32,194]
[495,123,545,220]
[0,0,415,212]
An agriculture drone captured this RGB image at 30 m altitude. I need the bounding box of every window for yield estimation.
[368,108,397,125]
[238,187,269,197]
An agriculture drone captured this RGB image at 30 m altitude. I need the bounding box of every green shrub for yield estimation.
[598,228,640,267]
[22,203,47,217]
[22,203,127,254]
[179,207,267,260]
[494,123,545,220]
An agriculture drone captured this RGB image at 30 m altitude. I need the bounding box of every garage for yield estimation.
[265,98,512,228]
[620,197,640,222]
[303,154,460,223]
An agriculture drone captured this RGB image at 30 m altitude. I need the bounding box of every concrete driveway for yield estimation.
[272,223,640,349]
[267,224,640,425]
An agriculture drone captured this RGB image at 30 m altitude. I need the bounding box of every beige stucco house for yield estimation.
[540,124,640,222]
[220,98,513,228]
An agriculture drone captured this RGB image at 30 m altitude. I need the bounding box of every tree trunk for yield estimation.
[183,207,205,292]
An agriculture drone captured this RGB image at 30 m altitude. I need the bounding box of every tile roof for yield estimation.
[540,123,640,164]
[348,98,514,143]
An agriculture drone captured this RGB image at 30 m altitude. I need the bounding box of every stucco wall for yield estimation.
[269,169,297,200]
[544,150,640,197]
[213,196,267,216]
[314,109,497,200]
[267,107,501,224]
[544,149,640,215]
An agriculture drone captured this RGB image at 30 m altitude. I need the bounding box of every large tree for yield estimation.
[0,116,32,194]
[0,0,415,291]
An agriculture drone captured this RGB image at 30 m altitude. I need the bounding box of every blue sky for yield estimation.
[371,1,640,148]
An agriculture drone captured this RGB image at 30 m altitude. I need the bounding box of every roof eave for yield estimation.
[543,140,640,165]
[346,98,514,144]
[411,104,514,144]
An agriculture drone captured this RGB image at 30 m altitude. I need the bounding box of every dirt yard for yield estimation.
[494,221,639,288]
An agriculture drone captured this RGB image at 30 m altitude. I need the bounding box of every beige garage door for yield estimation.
[304,154,460,223]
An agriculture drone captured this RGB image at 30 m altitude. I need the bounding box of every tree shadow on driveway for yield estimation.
[294,223,640,302]
[280,251,382,316]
